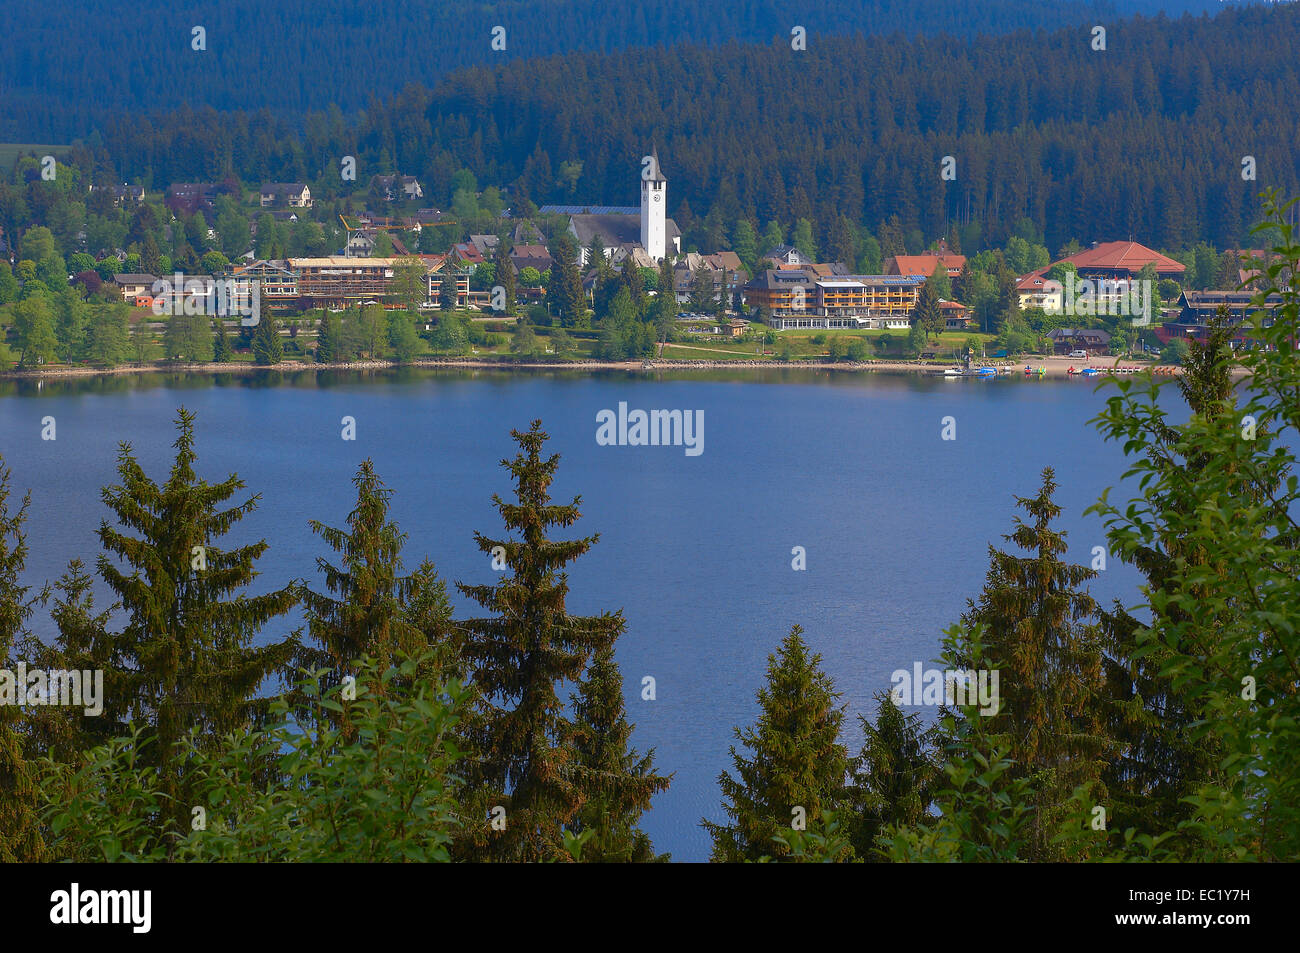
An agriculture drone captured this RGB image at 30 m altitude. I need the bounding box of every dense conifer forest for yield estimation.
[1,0,1225,139]
[30,5,1299,254]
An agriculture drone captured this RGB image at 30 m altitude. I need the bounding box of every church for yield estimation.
[539,146,681,267]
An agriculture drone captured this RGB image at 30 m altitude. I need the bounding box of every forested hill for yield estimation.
[79,4,1300,253]
[2,0,1227,140]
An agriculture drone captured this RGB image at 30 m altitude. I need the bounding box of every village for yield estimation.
[2,147,1287,372]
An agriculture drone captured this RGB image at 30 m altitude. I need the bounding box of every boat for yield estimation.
[1080,366,1101,377]
[942,367,964,377]
[974,366,997,378]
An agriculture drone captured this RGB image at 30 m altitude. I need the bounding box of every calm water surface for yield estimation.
[0,367,1156,861]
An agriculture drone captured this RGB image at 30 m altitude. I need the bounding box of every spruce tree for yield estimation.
[0,460,44,862]
[212,317,232,363]
[568,644,671,862]
[455,420,623,861]
[703,624,851,862]
[493,240,517,316]
[957,467,1111,859]
[847,691,940,860]
[251,313,283,364]
[291,460,434,704]
[1094,316,1235,841]
[16,560,124,764]
[315,311,338,363]
[96,408,299,841]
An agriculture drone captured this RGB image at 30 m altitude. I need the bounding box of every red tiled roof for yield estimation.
[887,253,966,277]
[1063,241,1185,275]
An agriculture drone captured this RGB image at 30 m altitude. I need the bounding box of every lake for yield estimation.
[0,366,1152,861]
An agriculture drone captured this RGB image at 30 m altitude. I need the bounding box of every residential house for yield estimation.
[228,259,299,310]
[885,247,967,279]
[372,174,424,202]
[1156,290,1285,346]
[1047,327,1112,355]
[509,244,553,275]
[469,235,500,258]
[451,242,486,268]
[113,273,159,307]
[166,183,217,215]
[760,245,807,267]
[259,183,312,208]
[939,299,972,330]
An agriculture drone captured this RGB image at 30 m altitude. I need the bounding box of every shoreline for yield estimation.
[0,355,1236,382]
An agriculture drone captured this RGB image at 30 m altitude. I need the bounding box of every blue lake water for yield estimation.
[0,367,1157,861]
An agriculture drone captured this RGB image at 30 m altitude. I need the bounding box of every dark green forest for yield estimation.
[1,0,1225,140]
[43,5,1300,255]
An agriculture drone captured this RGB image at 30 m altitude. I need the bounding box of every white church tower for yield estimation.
[640,143,667,261]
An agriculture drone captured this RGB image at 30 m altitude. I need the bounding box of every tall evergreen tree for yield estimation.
[956,467,1111,860]
[251,312,283,364]
[0,460,44,862]
[493,239,517,316]
[847,691,940,860]
[703,624,851,862]
[315,311,338,363]
[291,460,437,708]
[1094,316,1236,842]
[15,560,122,764]
[455,420,622,861]
[212,318,232,363]
[567,644,672,862]
[95,409,298,842]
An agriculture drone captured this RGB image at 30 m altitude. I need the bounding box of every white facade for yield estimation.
[640,151,667,262]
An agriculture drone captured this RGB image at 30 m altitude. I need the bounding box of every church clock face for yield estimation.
[653,194,661,202]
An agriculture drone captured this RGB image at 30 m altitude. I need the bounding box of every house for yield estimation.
[1047,327,1112,355]
[228,259,298,308]
[939,299,972,330]
[1057,240,1185,281]
[469,235,500,258]
[1015,270,1063,312]
[672,252,747,306]
[513,221,546,246]
[722,318,748,339]
[113,273,159,307]
[267,210,300,223]
[166,183,218,214]
[260,183,312,208]
[510,244,553,275]
[760,245,807,267]
[451,243,486,268]
[885,249,966,279]
[91,183,144,206]
[345,230,378,258]
[424,260,475,309]
[1155,290,1286,345]
[372,174,424,202]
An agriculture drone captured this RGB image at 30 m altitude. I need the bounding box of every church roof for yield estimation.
[568,213,680,250]
[539,205,639,215]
